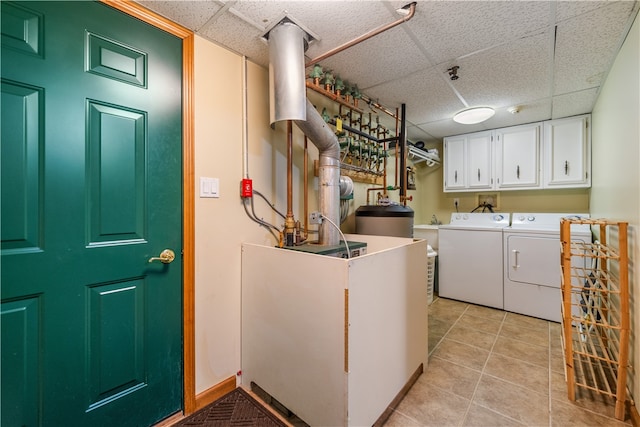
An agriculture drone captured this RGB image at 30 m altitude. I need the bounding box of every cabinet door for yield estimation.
[467,131,493,189]
[543,115,590,188]
[443,136,466,191]
[496,123,541,189]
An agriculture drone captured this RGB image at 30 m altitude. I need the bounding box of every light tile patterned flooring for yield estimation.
[384,297,631,427]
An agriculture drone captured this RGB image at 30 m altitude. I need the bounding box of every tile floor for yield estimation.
[383,297,631,427]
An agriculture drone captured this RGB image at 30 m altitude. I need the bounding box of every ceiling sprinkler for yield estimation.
[448,66,460,81]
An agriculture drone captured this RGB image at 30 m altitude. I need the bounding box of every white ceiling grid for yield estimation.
[138,0,639,142]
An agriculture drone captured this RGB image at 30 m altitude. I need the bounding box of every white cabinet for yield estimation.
[241,235,428,426]
[495,123,541,190]
[467,131,493,189]
[443,115,590,192]
[443,135,466,190]
[443,131,493,192]
[543,114,591,188]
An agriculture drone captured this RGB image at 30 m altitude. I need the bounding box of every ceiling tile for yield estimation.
[555,1,610,22]
[197,10,270,64]
[406,124,438,144]
[311,27,430,89]
[452,30,553,109]
[407,1,552,65]
[487,99,552,129]
[554,1,637,95]
[229,1,396,56]
[552,88,599,119]
[418,119,489,139]
[138,0,223,31]
[365,67,465,125]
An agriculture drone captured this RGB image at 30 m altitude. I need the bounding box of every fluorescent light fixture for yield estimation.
[453,107,495,124]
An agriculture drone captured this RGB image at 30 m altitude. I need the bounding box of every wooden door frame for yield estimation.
[100,0,196,415]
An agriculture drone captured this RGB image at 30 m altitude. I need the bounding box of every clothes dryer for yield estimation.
[503,213,591,322]
[439,212,510,309]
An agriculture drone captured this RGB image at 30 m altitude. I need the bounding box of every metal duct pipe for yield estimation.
[268,22,308,124]
[294,100,340,246]
[268,20,341,246]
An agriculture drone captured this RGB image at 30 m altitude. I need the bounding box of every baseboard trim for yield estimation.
[194,375,237,411]
[153,411,184,427]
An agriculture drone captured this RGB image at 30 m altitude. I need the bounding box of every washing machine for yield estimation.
[503,213,591,322]
[439,212,511,309]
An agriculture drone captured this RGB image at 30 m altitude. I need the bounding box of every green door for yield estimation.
[1,2,183,426]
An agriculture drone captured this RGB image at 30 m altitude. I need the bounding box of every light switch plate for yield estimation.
[200,177,219,198]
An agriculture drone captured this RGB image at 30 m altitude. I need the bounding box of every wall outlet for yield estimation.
[477,193,499,209]
[453,198,459,208]
[309,212,322,224]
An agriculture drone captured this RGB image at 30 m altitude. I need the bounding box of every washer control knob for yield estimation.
[462,214,469,220]
[494,214,504,222]
[527,216,535,221]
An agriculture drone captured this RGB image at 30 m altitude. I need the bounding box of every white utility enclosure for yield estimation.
[241,234,428,426]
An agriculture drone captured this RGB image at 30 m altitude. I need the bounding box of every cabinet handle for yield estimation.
[455,170,458,183]
[477,168,481,181]
[564,160,569,175]
[516,165,520,179]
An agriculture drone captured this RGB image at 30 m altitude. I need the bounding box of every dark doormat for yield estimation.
[174,387,288,427]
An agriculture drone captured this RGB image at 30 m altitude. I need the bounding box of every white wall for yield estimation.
[194,37,242,392]
[590,13,640,401]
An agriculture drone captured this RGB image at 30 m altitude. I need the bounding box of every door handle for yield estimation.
[512,249,520,268]
[148,249,175,264]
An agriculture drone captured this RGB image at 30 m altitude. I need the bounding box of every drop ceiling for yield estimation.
[138,0,639,142]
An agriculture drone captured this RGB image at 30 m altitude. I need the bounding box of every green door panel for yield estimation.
[86,100,147,245]
[1,80,44,253]
[1,297,42,427]
[1,1,183,426]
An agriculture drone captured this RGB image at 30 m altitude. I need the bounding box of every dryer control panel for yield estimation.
[510,213,589,232]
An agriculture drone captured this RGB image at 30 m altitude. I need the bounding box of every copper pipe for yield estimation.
[303,136,309,241]
[306,82,363,113]
[361,94,398,119]
[285,120,295,245]
[287,121,293,216]
[305,2,417,67]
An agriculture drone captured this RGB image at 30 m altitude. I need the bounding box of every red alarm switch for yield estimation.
[241,178,253,198]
